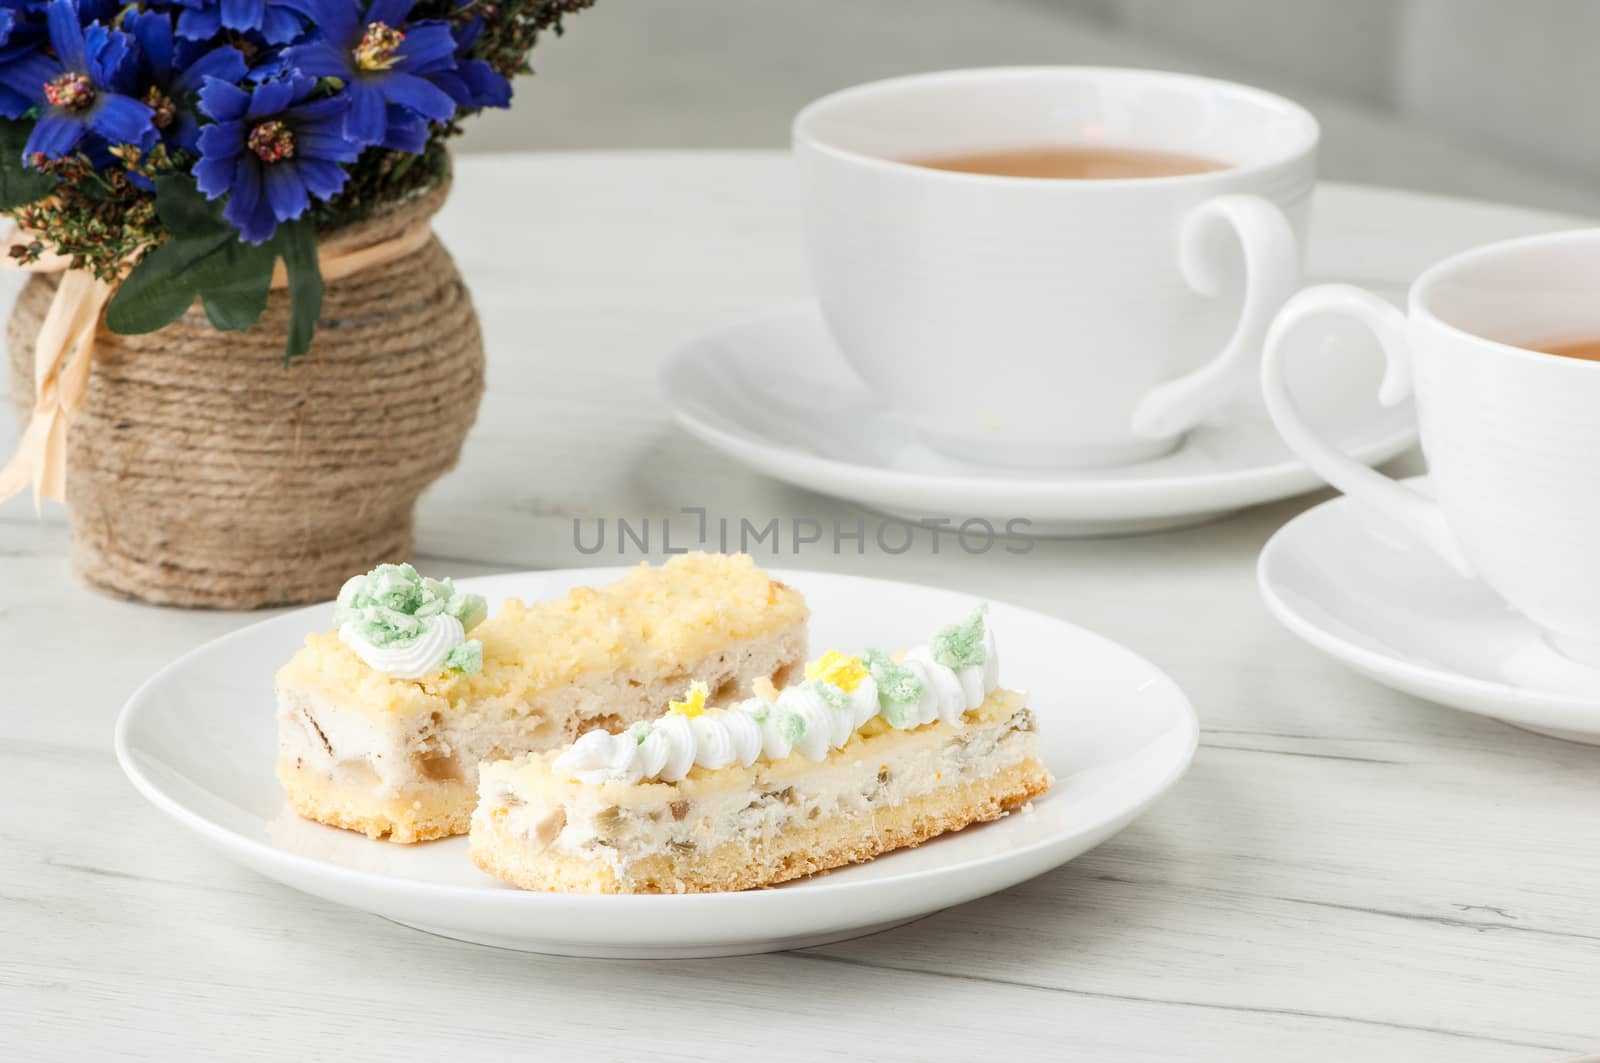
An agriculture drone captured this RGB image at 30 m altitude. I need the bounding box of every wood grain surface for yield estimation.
[2,153,1596,1062]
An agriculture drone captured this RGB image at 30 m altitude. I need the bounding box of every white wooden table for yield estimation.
[4,153,1598,1062]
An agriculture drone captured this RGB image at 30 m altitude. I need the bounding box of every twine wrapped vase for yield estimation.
[6,181,484,609]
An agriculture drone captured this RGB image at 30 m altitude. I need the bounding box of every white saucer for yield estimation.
[664,303,1414,536]
[661,183,1583,536]
[1259,479,1600,745]
[116,567,1197,958]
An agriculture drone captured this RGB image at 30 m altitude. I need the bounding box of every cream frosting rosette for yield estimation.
[334,563,488,680]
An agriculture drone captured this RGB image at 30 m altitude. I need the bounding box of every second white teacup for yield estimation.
[1263,229,1600,668]
[794,67,1319,468]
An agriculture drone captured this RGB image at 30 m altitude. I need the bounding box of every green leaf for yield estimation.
[152,172,227,238]
[0,120,56,210]
[199,240,276,331]
[273,217,323,362]
[105,174,327,361]
[105,238,211,334]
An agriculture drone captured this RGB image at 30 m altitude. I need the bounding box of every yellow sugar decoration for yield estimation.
[805,650,868,693]
[667,680,710,718]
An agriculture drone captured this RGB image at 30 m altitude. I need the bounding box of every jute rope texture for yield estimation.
[7,182,485,608]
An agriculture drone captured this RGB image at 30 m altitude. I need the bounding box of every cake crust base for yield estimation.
[277,759,469,843]
[469,757,1052,893]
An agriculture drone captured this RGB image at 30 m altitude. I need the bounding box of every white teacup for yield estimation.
[793,67,1319,468]
[1263,229,1600,667]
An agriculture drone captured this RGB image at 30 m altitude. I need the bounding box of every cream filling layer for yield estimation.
[278,685,429,794]
[482,710,1038,884]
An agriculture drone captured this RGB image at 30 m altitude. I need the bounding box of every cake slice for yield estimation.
[469,607,1051,893]
[276,553,808,843]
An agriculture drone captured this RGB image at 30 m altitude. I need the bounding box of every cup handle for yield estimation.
[1261,283,1473,576]
[1131,194,1302,439]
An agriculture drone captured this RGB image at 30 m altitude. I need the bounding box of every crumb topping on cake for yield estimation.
[276,553,808,716]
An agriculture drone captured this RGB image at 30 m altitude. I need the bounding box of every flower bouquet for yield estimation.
[0,0,590,607]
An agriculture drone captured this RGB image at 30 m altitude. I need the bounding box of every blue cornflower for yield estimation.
[195,74,360,243]
[170,0,306,46]
[127,11,248,154]
[0,4,39,118]
[0,0,155,159]
[0,0,122,119]
[242,32,305,83]
[376,101,424,151]
[0,0,112,88]
[280,0,456,147]
[429,17,509,113]
[0,0,42,57]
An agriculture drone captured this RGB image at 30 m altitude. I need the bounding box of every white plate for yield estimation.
[1259,479,1600,745]
[661,183,1586,537]
[116,567,1198,958]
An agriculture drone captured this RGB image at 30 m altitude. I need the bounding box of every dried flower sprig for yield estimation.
[6,150,173,283]
[441,0,595,80]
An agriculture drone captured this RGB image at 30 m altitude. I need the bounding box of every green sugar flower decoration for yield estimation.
[336,563,489,674]
[863,648,925,729]
[443,640,484,675]
[777,709,808,744]
[813,680,848,711]
[423,577,489,631]
[932,605,989,671]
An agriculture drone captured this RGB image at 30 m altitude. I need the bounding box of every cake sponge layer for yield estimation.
[469,691,1049,892]
[471,758,1049,893]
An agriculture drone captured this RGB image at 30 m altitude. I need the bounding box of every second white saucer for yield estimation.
[662,301,1414,536]
[1259,478,1600,745]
